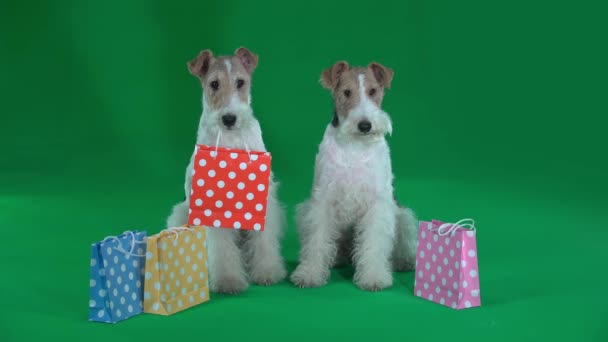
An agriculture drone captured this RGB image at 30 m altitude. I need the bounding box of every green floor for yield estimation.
[1,175,606,341]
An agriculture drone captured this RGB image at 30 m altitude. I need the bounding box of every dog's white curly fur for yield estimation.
[291,73,417,291]
[167,87,286,295]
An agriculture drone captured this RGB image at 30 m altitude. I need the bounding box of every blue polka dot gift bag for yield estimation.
[89,230,147,323]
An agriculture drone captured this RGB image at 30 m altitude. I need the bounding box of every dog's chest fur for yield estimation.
[313,126,394,225]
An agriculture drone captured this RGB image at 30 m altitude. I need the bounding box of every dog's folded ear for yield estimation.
[235,47,259,74]
[188,50,214,79]
[321,61,349,90]
[368,62,394,89]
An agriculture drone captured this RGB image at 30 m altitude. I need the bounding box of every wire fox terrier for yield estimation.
[167,47,287,294]
[290,61,418,291]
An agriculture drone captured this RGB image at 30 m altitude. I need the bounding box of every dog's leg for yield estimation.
[206,228,249,294]
[392,206,418,271]
[167,200,189,227]
[352,201,396,291]
[243,183,287,285]
[290,200,338,287]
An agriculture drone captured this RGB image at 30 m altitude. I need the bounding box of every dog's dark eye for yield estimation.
[236,79,245,89]
[343,89,351,97]
[210,80,219,90]
[368,88,376,96]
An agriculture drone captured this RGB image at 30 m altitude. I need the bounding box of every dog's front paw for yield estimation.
[354,271,393,292]
[210,275,249,295]
[249,263,287,286]
[290,264,329,288]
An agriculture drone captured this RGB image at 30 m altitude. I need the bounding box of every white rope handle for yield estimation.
[102,231,146,257]
[212,129,253,161]
[243,142,252,161]
[437,218,476,236]
[159,226,194,240]
[114,245,146,257]
[213,130,222,159]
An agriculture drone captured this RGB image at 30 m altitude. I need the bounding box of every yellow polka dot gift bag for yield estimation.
[143,227,210,315]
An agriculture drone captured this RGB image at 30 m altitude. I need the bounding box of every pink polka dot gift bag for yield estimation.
[188,144,272,231]
[414,219,481,310]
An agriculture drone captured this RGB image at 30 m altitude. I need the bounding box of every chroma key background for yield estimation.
[1,0,607,341]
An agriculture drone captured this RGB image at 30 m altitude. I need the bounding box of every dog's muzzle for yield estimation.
[222,113,237,128]
[358,120,372,133]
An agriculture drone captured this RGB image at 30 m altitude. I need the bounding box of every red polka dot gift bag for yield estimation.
[414,219,481,310]
[188,145,272,231]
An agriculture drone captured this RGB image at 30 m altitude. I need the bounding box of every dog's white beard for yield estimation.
[197,96,265,151]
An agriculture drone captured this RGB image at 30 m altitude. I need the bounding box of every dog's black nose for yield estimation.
[358,120,372,133]
[222,113,237,128]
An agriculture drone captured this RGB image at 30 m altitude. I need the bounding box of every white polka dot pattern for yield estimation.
[414,220,480,310]
[88,231,147,323]
[143,227,210,315]
[188,145,271,231]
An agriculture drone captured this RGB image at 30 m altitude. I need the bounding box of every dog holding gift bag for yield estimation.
[291,61,418,291]
[167,47,286,294]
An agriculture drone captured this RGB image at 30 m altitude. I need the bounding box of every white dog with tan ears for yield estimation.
[167,47,286,294]
[290,61,418,291]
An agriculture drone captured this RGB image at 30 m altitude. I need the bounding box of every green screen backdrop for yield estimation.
[1,0,607,341]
